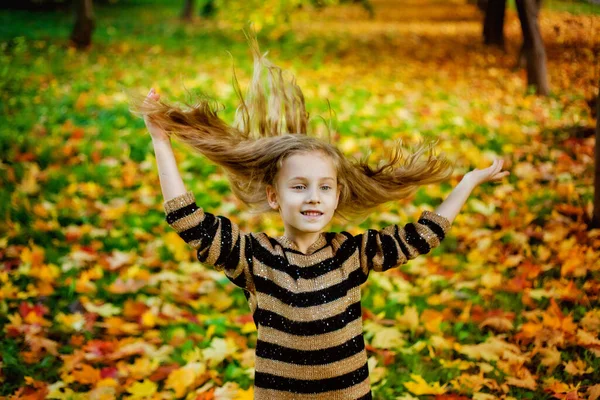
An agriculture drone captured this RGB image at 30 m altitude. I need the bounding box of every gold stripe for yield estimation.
[286,247,334,267]
[257,316,363,351]
[253,254,359,294]
[420,210,451,233]
[170,208,205,233]
[387,226,408,267]
[414,222,441,248]
[396,226,420,260]
[253,375,371,399]
[226,234,247,281]
[254,233,286,258]
[256,287,362,322]
[206,223,222,265]
[163,191,196,214]
[189,238,202,249]
[255,350,367,380]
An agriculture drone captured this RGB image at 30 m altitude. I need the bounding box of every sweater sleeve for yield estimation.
[163,191,255,293]
[354,210,451,283]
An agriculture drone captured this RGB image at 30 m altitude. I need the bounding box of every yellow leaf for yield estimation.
[203,338,238,368]
[164,232,191,262]
[141,310,156,328]
[538,347,561,371]
[234,386,254,400]
[403,374,447,395]
[480,272,502,289]
[206,290,233,312]
[371,326,404,349]
[421,309,443,333]
[82,301,122,317]
[563,359,594,376]
[126,379,157,399]
[588,384,600,400]
[165,362,206,398]
[396,306,419,332]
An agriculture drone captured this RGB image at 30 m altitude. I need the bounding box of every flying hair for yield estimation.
[129,28,456,221]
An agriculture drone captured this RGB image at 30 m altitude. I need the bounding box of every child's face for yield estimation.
[266,151,340,240]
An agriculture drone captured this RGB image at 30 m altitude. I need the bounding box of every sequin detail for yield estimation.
[163,191,451,399]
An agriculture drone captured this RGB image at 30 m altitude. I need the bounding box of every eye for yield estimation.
[321,185,332,191]
[292,185,306,190]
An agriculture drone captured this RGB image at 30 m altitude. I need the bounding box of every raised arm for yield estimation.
[143,89,255,293]
[354,159,509,282]
[434,158,509,224]
[144,88,187,202]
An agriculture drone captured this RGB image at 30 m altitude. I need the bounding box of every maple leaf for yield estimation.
[396,305,419,332]
[537,347,561,372]
[126,379,158,399]
[165,362,207,398]
[588,384,600,400]
[82,301,122,317]
[203,338,238,368]
[563,359,593,376]
[403,374,447,395]
[505,366,537,390]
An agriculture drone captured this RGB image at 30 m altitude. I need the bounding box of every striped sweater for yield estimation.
[164,191,451,400]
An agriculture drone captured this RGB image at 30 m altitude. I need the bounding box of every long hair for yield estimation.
[130,29,455,221]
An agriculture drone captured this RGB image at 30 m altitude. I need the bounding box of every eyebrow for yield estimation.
[288,176,336,182]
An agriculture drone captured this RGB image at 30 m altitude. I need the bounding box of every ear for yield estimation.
[266,184,279,210]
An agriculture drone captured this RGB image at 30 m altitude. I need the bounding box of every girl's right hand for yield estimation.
[144,88,170,143]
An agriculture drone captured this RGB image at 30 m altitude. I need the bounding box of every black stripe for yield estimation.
[380,233,399,271]
[256,301,362,336]
[404,223,431,254]
[222,235,241,271]
[253,242,346,281]
[418,218,446,241]
[165,203,198,224]
[256,332,365,365]
[253,267,363,307]
[393,225,411,259]
[179,212,217,244]
[335,232,360,265]
[214,217,233,266]
[364,231,377,265]
[254,361,369,393]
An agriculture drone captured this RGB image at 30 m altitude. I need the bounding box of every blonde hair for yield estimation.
[130,30,455,221]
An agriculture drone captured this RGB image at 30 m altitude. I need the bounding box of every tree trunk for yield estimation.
[181,0,195,20]
[70,0,94,49]
[515,0,549,95]
[483,0,506,49]
[592,81,600,229]
[200,0,216,18]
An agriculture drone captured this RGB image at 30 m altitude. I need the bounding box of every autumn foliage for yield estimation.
[0,0,599,399]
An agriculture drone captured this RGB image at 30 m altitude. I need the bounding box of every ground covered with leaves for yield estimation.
[1,0,599,398]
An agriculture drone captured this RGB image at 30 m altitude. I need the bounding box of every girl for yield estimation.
[132,31,509,400]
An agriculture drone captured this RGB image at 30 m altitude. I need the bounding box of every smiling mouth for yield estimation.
[301,211,323,217]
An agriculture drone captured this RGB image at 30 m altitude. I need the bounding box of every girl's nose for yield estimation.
[307,187,320,203]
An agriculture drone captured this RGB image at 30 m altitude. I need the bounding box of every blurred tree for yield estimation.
[180,0,231,22]
[593,81,600,229]
[515,0,549,95]
[482,0,506,49]
[70,0,94,49]
[201,0,217,18]
[181,0,195,20]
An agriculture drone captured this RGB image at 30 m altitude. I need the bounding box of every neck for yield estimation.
[283,230,322,254]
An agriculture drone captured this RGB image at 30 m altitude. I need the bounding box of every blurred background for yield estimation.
[0,0,599,399]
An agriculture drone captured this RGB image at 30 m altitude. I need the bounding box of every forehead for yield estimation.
[278,152,337,180]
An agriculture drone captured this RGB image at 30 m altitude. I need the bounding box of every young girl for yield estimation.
[132,31,509,400]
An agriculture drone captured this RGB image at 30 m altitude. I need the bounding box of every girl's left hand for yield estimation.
[464,158,510,187]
